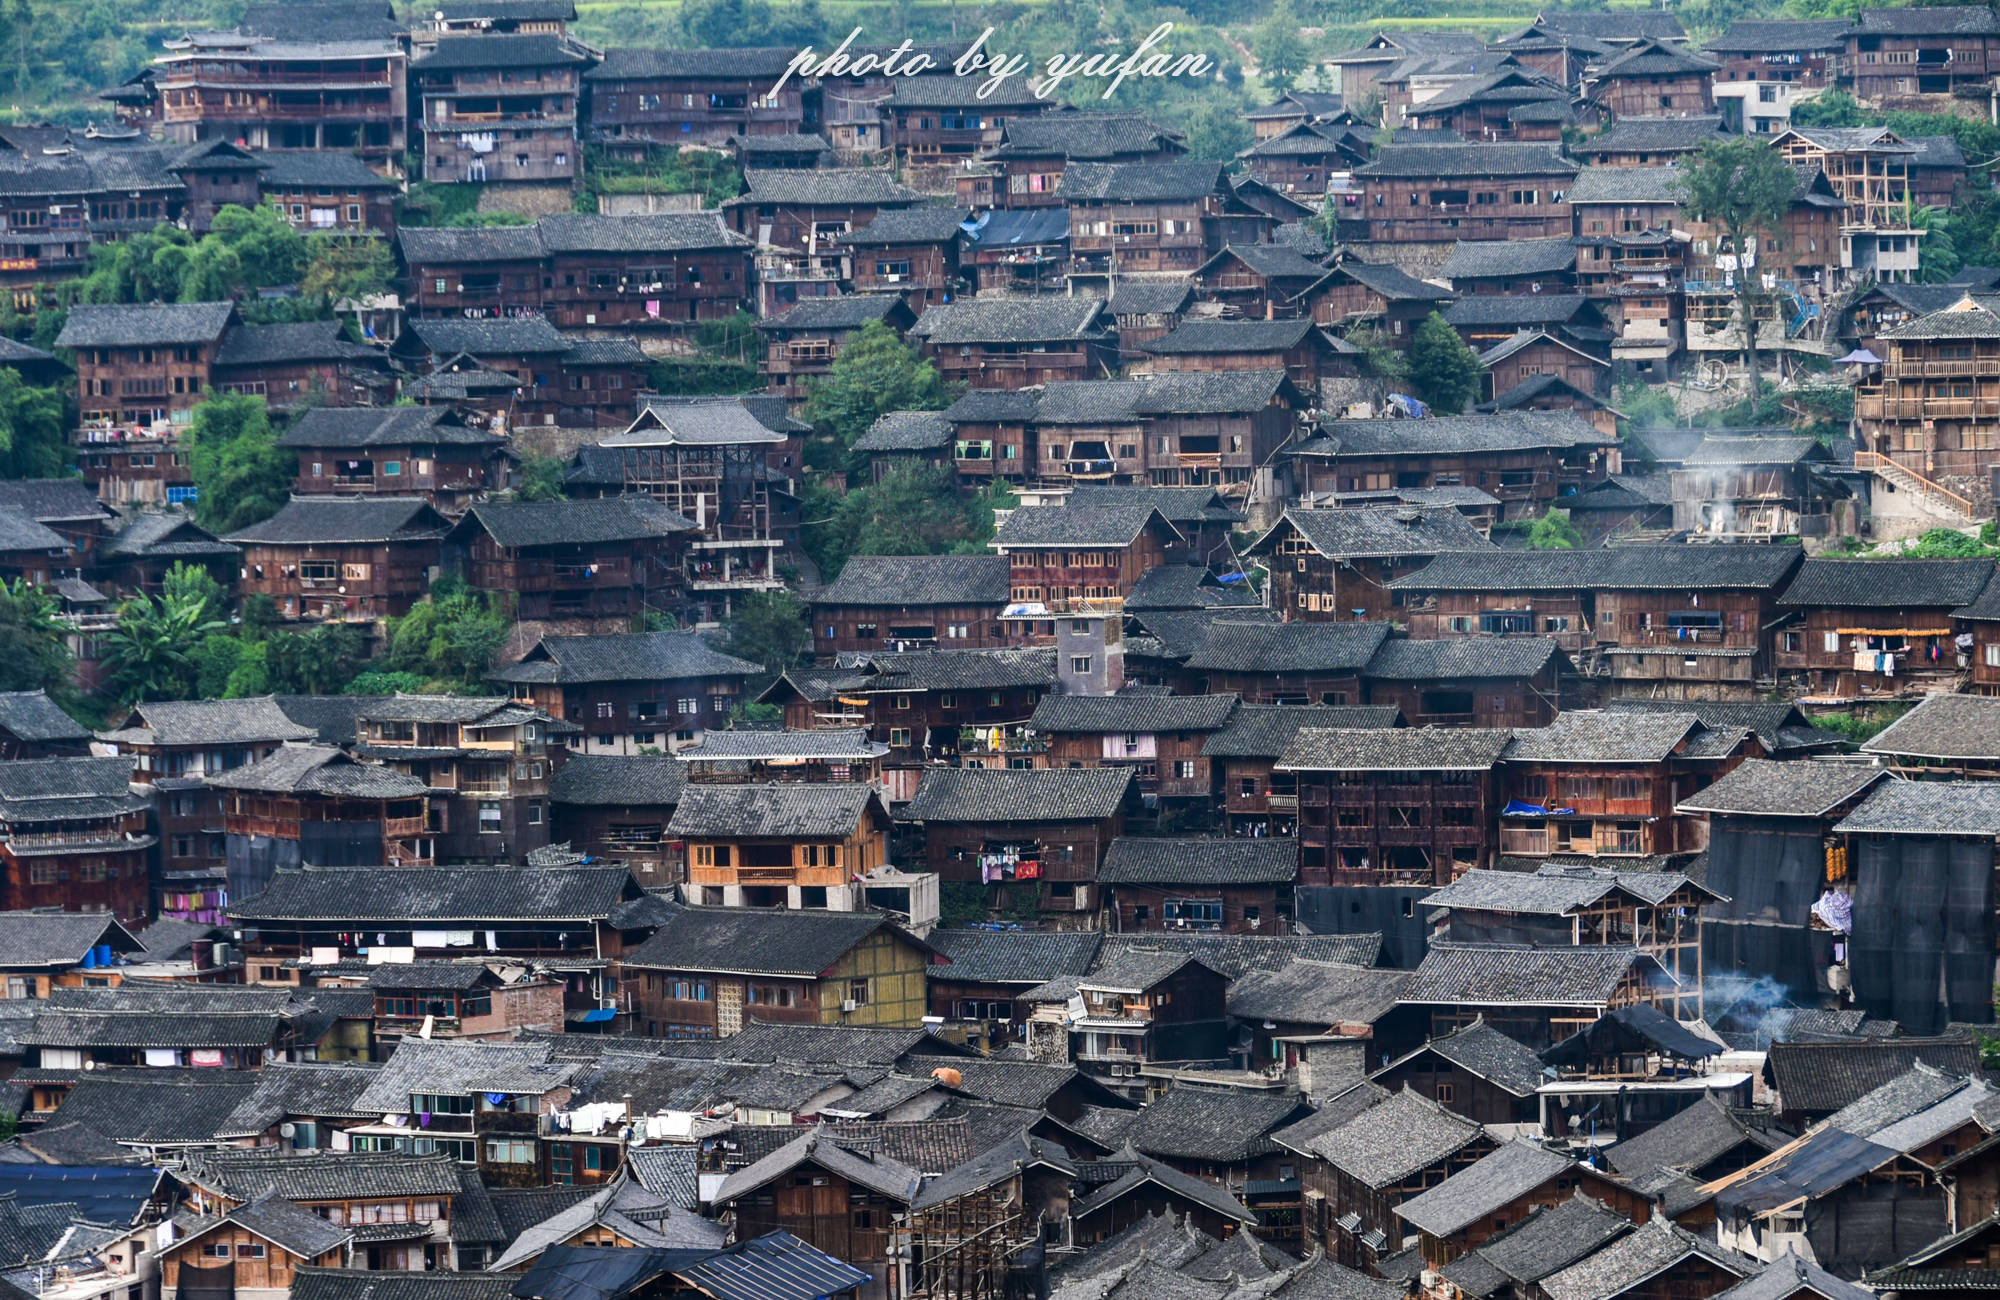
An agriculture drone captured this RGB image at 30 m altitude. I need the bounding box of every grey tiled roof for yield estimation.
[205,744,428,798]
[812,554,1008,606]
[224,496,449,546]
[1316,257,1455,302]
[992,501,1175,548]
[231,866,638,922]
[1778,557,1996,609]
[1765,1037,1984,1115]
[853,411,954,453]
[256,149,400,191]
[1070,1148,1257,1225]
[1590,38,1718,78]
[1355,143,1576,179]
[180,1148,470,1201]
[1128,608,1282,661]
[280,406,502,449]
[1403,943,1670,1007]
[1105,280,1195,316]
[731,167,924,207]
[1439,238,1577,280]
[925,929,1103,984]
[667,782,880,838]
[1865,694,2000,761]
[1124,1085,1310,1164]
[1182,619,1391,674]
[490,630,759,685]
[42,1071,260,1145]
[535,211,747,253]
[548,755,684,812]
[1446,1196,1634,1294]
[397,223,547,265]
[1133,369,1294,415]
[105,695,314,747]
[755,293,907,331]
[1122,564,1259,612]
[1142,317,1317,354]
[1540,1219,1752,1300]
[411,32,586,68]
[623,907,916,976]
[1394,1017,1548,1097]
[1833,780,2000,836]
[404,315,569,356]
[1096,931,1380,977]
[216,1060,384,1137]
[1396,1139,1577,1237]
[1502,711,1700,763]
[1099,837,1298,885]
[912,1132,1076,1210]
[987,111,1181,160]
[293,1269,523,1300]
[55,301,233,348]
[1566,166,1686,205]
[1390,544,1804,593]
[1056,160,1226,202]
[585,46,798,79]
[348,1040,574,1113]
[1575,115,1726,155]
[0,690,87,743]
[1226,958,1409,1025]
[1299,412,1591,460]
[1676,759,1884,818]
[464,496,694,549]
[214,321,374,367]
[198,1194,351,1259]
[901,767,1132,823]
[0,479,109,525]
[0,911,136,970]
[910,296,1108,344]
[1365,637,1562,680]
[1283,1087,1485,1187]
[834,206,971,245]
[1029,691,1238,735]
[1604,1095,1773,1180]
[1422,864,1707,915]
[1859,5,2000,35]
[0,755,147,823]
[1277,726,1513,772]
[1203,704,1398,758]
[1443,293,1595,328]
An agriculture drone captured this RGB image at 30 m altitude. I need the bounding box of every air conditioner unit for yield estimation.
[1421,1272,1441,1289]
[1110,1063,1135,1077]
[841,999,859,1012]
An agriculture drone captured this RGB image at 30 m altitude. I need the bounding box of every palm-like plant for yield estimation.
[104,563,227,705]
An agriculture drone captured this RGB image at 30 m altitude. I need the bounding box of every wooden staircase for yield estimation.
[1856,452,1982,524]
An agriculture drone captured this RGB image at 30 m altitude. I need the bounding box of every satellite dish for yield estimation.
[280,1122,297,1138]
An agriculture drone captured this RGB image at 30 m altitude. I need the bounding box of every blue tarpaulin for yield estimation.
[1502,800,1576,817]
[579,1008,616,1023]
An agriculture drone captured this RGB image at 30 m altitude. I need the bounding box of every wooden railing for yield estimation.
[1856,451,1979,517]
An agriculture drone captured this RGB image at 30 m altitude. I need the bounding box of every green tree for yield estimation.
[301,233,398,304]
[1528,509,1583,550]
[1672,139,1801,401]
[184,394,294,534]
[510,451,569,502]
[804,465,1009,581]
[222,639,272,697]
[264,624,363,695]
[345,670,431,695]
[803,321,952,452]
[722,590,809,690]
[1408,311,1482,415]
[1346,325,1409,386]
[101,563,228,705]
[1180,99,1252,163]
[1252,2,1309,90]
[0,579,70,695]
[191,634,251,700]
[0,368,68,479]
[182,204,307,302]
[383,578,511,688]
